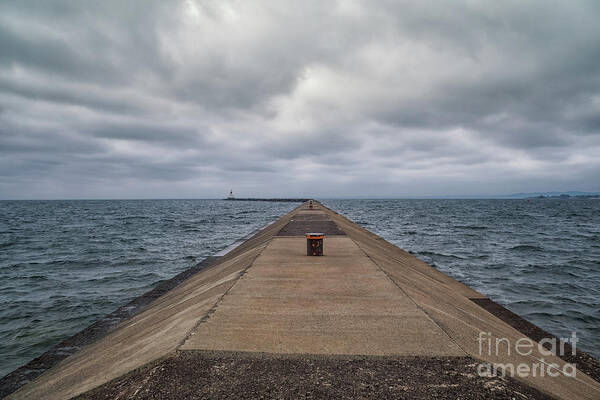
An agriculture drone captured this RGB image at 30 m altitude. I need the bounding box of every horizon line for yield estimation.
[2,193,600,201]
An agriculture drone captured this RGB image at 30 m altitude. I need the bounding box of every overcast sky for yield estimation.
[1,1,599,199]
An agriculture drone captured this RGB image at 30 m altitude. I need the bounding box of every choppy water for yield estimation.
[0,200,296,378]
[322,199,600,360]
[0,199,599,379]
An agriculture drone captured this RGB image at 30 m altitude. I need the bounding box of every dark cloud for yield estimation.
[0,0,599,199]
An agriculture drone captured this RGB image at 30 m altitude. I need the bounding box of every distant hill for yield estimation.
[505,191,600,199]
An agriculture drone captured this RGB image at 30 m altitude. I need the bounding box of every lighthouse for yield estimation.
[227,189,235,200]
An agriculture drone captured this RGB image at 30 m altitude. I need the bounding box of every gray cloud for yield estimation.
[1,0,599,199]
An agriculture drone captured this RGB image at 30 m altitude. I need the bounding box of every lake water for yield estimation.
[1,198,598,378]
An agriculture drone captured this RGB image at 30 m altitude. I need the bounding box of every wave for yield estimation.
[509,244,544,252]
[418,251,465,260]
[184,228,203,233]
[0,241,18,249]
[116,215,148,220]
[3,274,49,282]
[454,225,488,230]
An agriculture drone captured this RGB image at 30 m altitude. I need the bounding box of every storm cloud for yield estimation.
[1,0,599,198]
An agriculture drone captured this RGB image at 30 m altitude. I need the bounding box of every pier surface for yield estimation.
[4,202,600,399]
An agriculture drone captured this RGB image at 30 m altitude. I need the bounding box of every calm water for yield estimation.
[1,199,599,378]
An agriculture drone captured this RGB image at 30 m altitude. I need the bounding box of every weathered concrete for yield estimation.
[277,220,346,236]
[180,236,463,356]
[6,201,600,400]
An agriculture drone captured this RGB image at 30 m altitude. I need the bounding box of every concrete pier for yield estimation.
[4,201,600,399]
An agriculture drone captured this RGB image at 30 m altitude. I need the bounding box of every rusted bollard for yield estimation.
[306,233,324,256]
